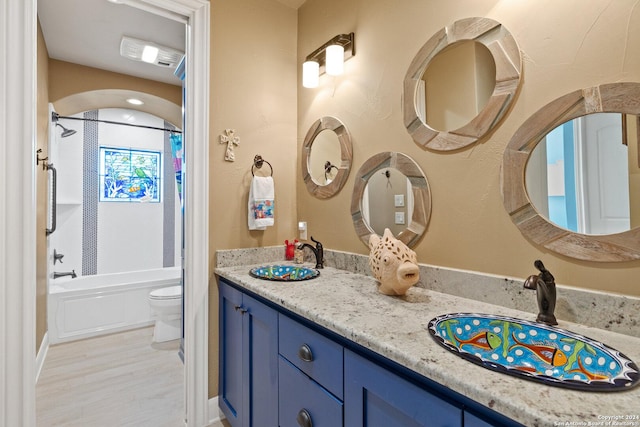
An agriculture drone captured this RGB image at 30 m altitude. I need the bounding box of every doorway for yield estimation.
[1,0,209,425]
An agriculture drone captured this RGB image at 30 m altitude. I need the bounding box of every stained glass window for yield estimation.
[99,147,161,202]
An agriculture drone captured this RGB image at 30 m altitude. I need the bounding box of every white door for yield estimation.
[575,113,630,234]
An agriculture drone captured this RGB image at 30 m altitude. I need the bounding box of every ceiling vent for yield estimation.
[120,36,184,68]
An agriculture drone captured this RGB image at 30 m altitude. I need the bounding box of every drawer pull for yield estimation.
[296,408,313,427]
[297,344,314,362]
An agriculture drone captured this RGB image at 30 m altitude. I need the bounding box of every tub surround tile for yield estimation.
[215,256,640,427]
[82,110,99,276]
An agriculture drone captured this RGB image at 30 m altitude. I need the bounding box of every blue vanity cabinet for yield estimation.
[218,277,521,427]
[219,281,243,426]
[344,349,462,427]
[219,280,278,427]
[464,412,499,427]
[278,313,344,427]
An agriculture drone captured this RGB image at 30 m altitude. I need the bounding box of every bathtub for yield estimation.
[48,267,181,344]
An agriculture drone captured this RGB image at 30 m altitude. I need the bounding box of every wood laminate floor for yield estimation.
[36,327,184,427]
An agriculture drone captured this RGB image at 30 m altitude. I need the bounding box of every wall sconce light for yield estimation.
[302,33,355,88]
[302,60,320,88]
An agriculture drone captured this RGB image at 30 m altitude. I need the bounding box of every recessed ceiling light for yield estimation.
[126,98,144,105]
[107,0,125,4]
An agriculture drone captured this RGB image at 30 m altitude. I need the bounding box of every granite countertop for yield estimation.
[215,262,640,427]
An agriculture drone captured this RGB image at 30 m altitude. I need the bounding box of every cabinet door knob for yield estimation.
[297,344,314,362]
[234,305,248,314]
[296,408,313,427]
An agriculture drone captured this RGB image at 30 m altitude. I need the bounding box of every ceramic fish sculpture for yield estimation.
[369,228,420,296]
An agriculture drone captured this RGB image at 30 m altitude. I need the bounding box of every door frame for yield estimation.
[0,0,210,425]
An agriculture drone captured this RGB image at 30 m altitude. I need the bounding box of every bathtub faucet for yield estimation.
[54,270,77,279]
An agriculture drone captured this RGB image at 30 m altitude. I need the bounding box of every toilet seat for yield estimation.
[149,285,182,300]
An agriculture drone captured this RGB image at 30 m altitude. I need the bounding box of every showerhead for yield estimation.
[55,123,77,138]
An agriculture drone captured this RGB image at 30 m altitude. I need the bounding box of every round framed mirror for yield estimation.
[403,17,522,151]
[350,152,431,248]
[502,82,640,262]
[302,116,353,199]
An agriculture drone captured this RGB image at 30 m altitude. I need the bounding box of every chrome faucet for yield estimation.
[523,260,557,325]
[297,236,324,269]
[53,270,77,279]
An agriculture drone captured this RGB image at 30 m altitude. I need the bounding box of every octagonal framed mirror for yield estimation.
[403,17,522,151]
[302,116,353,199]
[502,82,640,262]
[351,152,431,248]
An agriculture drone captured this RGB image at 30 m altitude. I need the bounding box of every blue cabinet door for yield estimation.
[219,280,279,427]
[278,356,343,427]
[344,350,462,427]
[243,294,279,427]
[219,282,244,427]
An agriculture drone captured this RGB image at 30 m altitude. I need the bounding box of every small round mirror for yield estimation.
[308,130,342,185]
[351,152,431,248]
[421,40,496,132]
[403,17,521,151]
[302,116,353,199]
[363,168,415,238]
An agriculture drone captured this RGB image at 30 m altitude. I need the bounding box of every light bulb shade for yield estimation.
[325,44,345,76]
[141,45,159,63]
[302,60,320,88]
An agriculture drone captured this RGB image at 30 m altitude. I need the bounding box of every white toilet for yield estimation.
[148,285,182,343]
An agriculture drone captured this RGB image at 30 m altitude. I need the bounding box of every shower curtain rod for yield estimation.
[52,112,182,134]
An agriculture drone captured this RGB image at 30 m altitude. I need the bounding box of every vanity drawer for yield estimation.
[279,356,343,427]
[278,313,343,399]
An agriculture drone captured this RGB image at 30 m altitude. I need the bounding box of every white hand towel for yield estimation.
[248,176,275,230]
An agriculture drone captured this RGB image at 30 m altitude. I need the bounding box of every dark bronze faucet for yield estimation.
[523,260,557,325]
[297,236,324,269]
[53,270,77,279]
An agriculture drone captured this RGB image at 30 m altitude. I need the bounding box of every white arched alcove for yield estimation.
[1,0,210,425]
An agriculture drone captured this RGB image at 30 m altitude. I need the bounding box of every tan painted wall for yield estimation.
[208,0,298,395]
[36,21,49,355]
[297,0,640,297]
[49,59,182,108]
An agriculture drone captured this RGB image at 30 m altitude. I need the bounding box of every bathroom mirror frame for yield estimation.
[502,82,640,262]
[302,116,353,199]
[403,17,522,151]
[351,152,431,248]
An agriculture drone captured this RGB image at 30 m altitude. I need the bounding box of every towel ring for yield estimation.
[252,154,273,176]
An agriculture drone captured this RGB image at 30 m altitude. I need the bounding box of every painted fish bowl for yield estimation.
[249,265,320,282]
[428,313,640,391]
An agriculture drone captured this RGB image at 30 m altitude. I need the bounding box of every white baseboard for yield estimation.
[35,332,49,382]
[208,396,225,425]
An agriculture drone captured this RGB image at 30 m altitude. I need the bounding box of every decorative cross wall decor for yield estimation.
[219,129,240,162]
